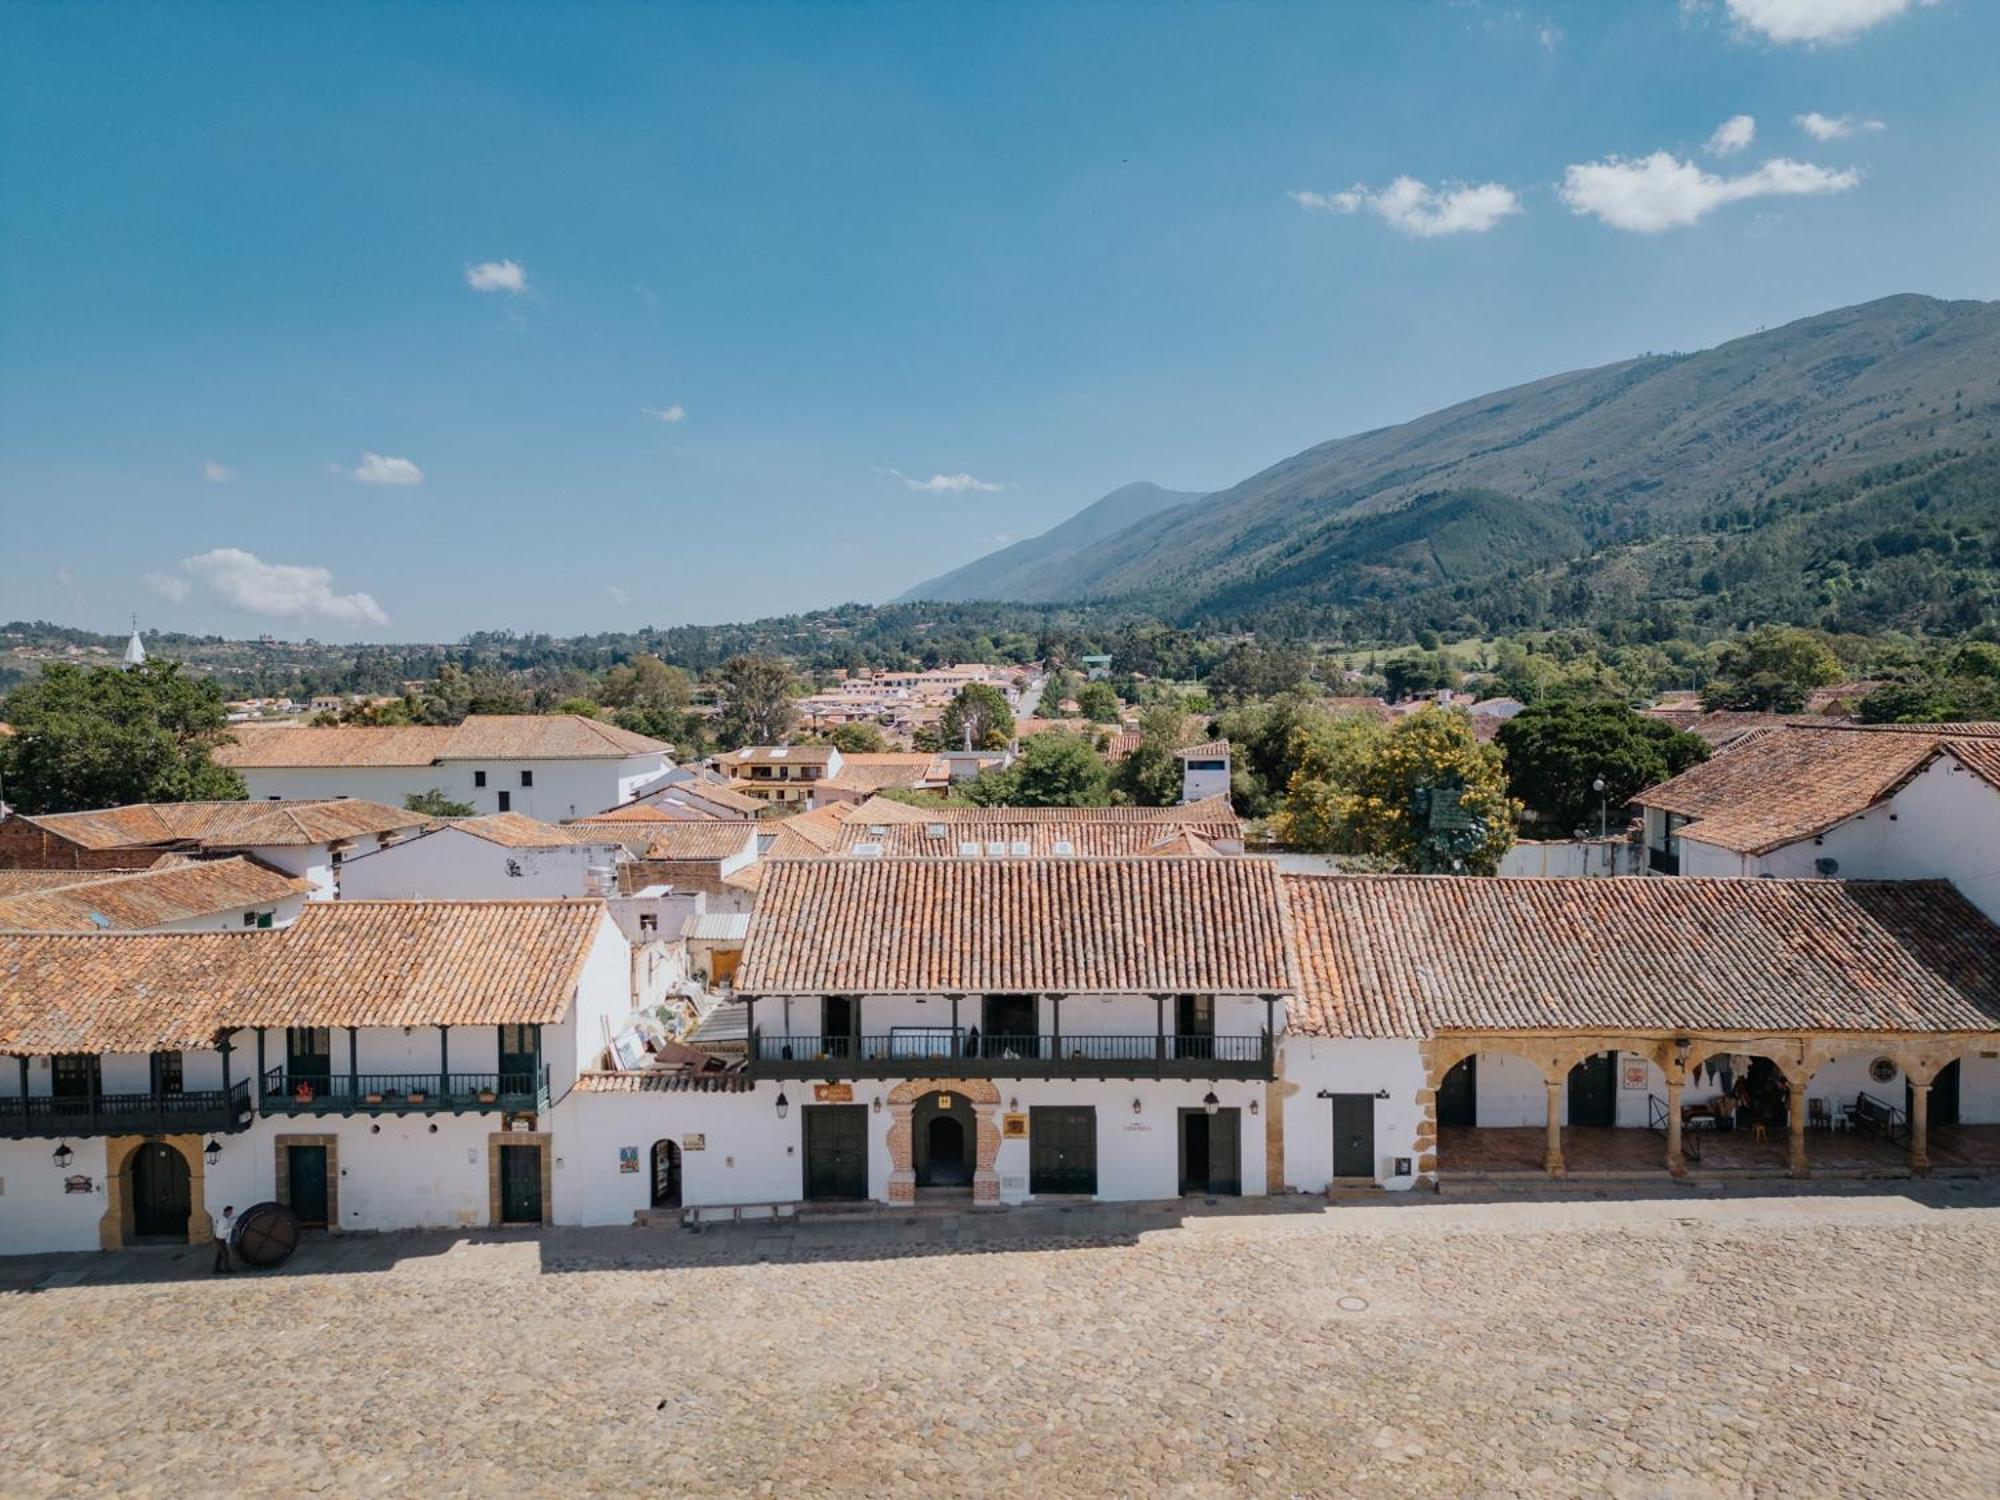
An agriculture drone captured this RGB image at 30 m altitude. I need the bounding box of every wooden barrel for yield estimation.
[232,1200,300,1268]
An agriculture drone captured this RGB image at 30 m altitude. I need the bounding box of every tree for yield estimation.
[1702,628,1841,712]
[1074,680,1121,724]
[1495,701,1709,834]
[404,788,476,818]
[966,733,1110,807]
[601,655,692,717]
[552,697,602,719]
[1380,651,1459,703]
[1266,713,1387,849]
[1111,705,1192,807]
[939,683,1015,750]
[1206,641,1311,703]
[1276,706,1517,874]
[713,654,797,748]
[0,660,246,814]
[825,721,891,754]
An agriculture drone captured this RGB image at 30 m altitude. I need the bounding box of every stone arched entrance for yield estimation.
[887,1078,1001,1204]
[913,1091,974,1188]
[100,1134,211,1249]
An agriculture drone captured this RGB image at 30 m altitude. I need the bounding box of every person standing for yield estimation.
[213,1205,236,1273]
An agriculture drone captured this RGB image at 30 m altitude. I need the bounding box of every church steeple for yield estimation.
[123,614,147,669]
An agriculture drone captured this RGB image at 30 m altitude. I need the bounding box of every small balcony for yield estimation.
[261,1068,550,1116]
[2,1080,254,1140]
[745,1031,1274,1082]
[1648,845,1681,875]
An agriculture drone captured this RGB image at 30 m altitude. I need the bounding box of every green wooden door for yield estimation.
[1029,1107,1097,1195]
[287,1145,329,1227]
[1437,1055,1477,1128]
[803,1105,868,1200]
[130,1142,190,1239]
[499,1144,543,1224]
[1568,1052,1618,1129]
[1330,1094,1375,1178]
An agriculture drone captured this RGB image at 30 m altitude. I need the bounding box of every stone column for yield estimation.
[1665,1072,1686,1177]
[972,1103,1001,1205]
[886,1101,916,1204]
[1787,1083,1810,1178]
[1543,1079,1566,1177]
[1908,1082,1931,1175]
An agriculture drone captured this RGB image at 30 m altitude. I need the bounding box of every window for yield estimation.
[244,911,260,927]
[520,770,534,788]
[153,1051,184,1095]
[638,913,658,933]
[474,771,488,788]
[497,791,512,812]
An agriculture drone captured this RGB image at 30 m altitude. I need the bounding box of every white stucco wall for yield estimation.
[244,835,384,900]
[1278,1038,1426,1191]
[1180,760,1230,803]
[237,752,665,822]
[0,1137,115,1254]
[337,826,623,900]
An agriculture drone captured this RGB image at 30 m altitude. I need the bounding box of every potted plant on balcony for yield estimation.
[363,1088,384,1106]
[406,1088,427,1105]
[293,1080,316,1105]
[475,1084,498,1104]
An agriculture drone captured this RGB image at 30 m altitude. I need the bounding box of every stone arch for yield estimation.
[1686,1038,1812,1088]
[100,1133,211,1251]
[885,1078,1002,1205]
[1905,1034,2000,1087]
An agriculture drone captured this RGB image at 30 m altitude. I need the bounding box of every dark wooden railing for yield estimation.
[1,1079,253,1140]
[262,1067,548,1115]
[745,1031,1273,1080]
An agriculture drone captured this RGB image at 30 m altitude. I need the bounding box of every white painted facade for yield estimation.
[336,824,626,900]
[1498,837,1648,879]
[243,832,394,901]
[238,752,666,823]
[1279,1037,1427,1191]
[1648,753,2000,921]
[1180,750,1231,804]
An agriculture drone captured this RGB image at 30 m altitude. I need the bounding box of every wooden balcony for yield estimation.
[744,1031,1274,1082]
[1,1080,254,1140]
[261,1068,550,1116]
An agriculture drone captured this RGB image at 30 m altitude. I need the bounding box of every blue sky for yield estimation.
[3,0,1995,642]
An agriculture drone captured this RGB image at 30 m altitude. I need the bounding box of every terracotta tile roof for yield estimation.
[0,900,607,1051]
[1175,740,1231,759]
[0,870,141,897]
[214,714,667,768]
[1281,874,2000,1039]
[1139,831,1222,857]
[766,803,859,854]
[24,798,425,850]
[572,1070,752,1093]
[848,794,1237,827]
[726,744,839,766]
[817,795,1244,857]
[0,857,309,932]
[623,822,758,863]
[816,753,950,793]
[740,857,1297,996]
[439,813,607,849]
[1636,724,1995,854]
[1636,710,1851,748]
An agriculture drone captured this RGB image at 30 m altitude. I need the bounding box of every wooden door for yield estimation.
[130,1142,190,1239]
[287,1027,332,1089]
[499,1025,539,1093]
[1179,1108,1242,1196]
[651,1140,682,1208]
[499,1143,543,1224]
[52,1054,100,1099]
[1437,1055,1477,1128]
[802,1104,868,1200]
[287,1145,330,1227]
[1568,1052,1618,1129]
[1330,1094,1376,1178]
[1029,1107,1097,1195]
[1914,1061,1962,1128]
[1175,995,1215,1060]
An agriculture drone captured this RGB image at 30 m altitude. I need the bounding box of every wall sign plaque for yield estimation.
[813,1083,854,1103]
[1002,1113,1028,1137]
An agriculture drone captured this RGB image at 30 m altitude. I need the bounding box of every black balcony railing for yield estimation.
[1648,845,1681,875]
[1,1079,253,1140]
[262,1067,548,1115]
[745,1031,1273,1081]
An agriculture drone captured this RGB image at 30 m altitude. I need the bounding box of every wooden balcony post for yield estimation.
[744,997,758,1063]
[1908,1082,1931,1175]
[219,1033,233,1122]
[255,1027,266,1102]
[1155,994,1166,1076]
[440,1025,450,1101]
[950,994,960,1049]
[18,1056,29,1133]
[1051,994,1062,1064]
[348,1028,359,1105]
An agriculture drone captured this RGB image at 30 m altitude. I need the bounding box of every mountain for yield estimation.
[896,481,1204,604]
[901,295,2000,633]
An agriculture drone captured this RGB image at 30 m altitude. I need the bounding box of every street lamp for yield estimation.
[52,1142,73,1171]
[204,1139,224,1167]
[1202,1090,1220,1116]
[1591,776,1608,840]
[774,1091,789,1120]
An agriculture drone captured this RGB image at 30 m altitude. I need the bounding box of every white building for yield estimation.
[1636,725,2000,920]
[0,900,632,1255]
[0,798,427,900]
[1175,740,1232,804]
[212,715,672,822]
[338,813,625,901]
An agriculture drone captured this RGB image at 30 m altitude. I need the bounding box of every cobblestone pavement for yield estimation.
[2,1184,1996,1498]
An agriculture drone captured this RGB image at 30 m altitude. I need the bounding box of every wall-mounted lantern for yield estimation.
[1130,1098,1142,1116]
[775,1091,790,1120]
[1202,1091,1220,1116]
[203,1139,223,1167]
[52,1142,73,1170]
[1249,1098,1260,1117]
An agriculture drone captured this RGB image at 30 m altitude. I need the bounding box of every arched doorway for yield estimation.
[129,1141,191,1241]
[913,1090,973,1189]
[650,1139,682,1209]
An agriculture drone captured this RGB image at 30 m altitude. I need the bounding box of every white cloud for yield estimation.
[465,259,528,294]
[349,452,425,486]
[644,403,687,424]
[886,468,1004,494]
[1559,151,1859,232]
[143,571,191,604]
[1724,0,1936,46]
[1706,114,1757,156]
[1290,177,1522,237]
[202,459,238,483]
[1538,22,1563,55]
[183,548,389,627]
[1795,111,1886,141]
[606,584,630,607]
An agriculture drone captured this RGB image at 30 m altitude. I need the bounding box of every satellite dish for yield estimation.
[1814,857,1839,877]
